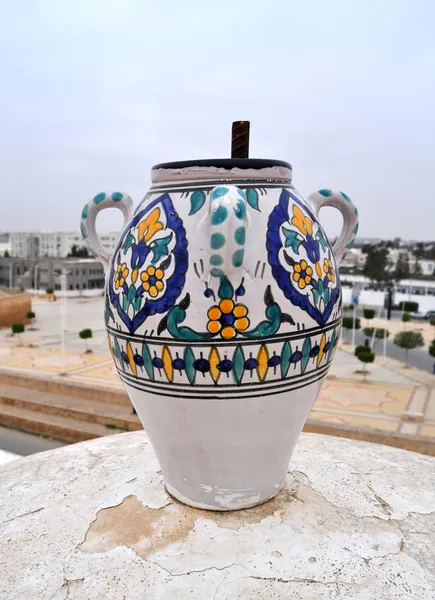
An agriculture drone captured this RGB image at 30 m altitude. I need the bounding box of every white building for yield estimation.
[10,232,120,258]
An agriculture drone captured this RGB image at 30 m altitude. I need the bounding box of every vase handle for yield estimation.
[209,185,247,279]
[307,189,359,265]
[79,191,134,269]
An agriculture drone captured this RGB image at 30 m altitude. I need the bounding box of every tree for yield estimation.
[393,331,424,366]
[393,252,410,282]
[355,345,375,382]
[414,242,425,260]
[363,245,392,287]
[79,328,93,352]
[430,318,435,327]
[402,313,411,323]
[412,258,422,277]
[68,245,90,258]
[26,311,35,323]
[429,339,435,359]
[4,249,9,258]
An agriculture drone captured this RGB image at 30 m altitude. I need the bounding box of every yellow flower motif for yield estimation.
[323,258,335,283]
[291,205,313,237]
[140,265,164,298]
[292,259,313,290]
[315,262,323,279]
[114,263,129,289]
[207,299,250,339]
[137,208,163,242]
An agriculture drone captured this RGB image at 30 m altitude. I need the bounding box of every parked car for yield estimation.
[410,310,435,320]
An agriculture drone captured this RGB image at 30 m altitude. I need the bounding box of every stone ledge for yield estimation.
[0,431,434,599]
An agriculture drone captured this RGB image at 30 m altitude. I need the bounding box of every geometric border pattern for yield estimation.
[108,321,340,397]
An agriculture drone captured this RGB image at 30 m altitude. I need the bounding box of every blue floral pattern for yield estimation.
[108,193,188,333]
[267,189,340,327]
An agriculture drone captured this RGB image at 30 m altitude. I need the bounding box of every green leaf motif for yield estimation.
[184,347,196,384]
[232,346,245,385]
[281,342,292,378]
[323,287,330,305]
[316,229,328,252]
[243,304,282,339]
[142,343,154,381]
[151,233,173,265]
[282,228,302,254]
[133,296,142,313]
[301,337,311,374]
[127,284,137,303]
[113,337,124,371]
[122,232,135,254]
[328,331,337,361]
[166,306,212,341]
[189,190,206,215]
[246,189,260,211]
[218,276,234,300]
[313,279,324,305]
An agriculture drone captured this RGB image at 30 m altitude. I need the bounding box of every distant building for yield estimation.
[9,231,120,258]
[0,257,105,291]
[0,233,11,257]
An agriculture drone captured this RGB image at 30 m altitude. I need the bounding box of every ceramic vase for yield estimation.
[80,158,359,510]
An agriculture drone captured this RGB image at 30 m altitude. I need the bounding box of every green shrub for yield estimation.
[363,308,376,320]
[12,323,24,335]
[343,304,354,312]
[79,328,93,352]
[46,288,54,295]
[355,347,375,381]
[363,328,389,339]
[402,313,411,323]
[429,340,435,358]
[342,317,361,330]
[399,301,419,312]
[26,311,35,320]
[430,319,435,327]
[355,345,371,358]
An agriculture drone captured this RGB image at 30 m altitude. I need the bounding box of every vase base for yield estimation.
[165,481,283,512]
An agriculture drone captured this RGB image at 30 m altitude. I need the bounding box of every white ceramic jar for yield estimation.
[80,158,358,510]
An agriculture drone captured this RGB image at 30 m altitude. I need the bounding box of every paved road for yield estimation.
[0,426,67,457]
[343,329,434,374]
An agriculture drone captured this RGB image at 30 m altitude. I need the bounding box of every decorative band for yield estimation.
[108,323,339,388]
[106,316,341,347]
[118,367,328,399]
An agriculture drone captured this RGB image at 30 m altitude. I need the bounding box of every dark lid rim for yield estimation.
[152,158,292,171]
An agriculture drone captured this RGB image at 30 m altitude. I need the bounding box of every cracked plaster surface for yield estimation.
[0,432,434,599]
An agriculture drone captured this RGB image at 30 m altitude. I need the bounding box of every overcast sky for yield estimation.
[1,1,434,241]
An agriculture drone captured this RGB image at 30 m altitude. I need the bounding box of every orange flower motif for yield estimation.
[137,208,163,242]
[291,205,313,237]
[140,265,164,298]
[207,299,250,339]
[114,263,129,289]
[292,259,313,290]
[323,258,335,283]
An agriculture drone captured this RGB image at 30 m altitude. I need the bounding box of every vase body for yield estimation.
[80,159,358,510]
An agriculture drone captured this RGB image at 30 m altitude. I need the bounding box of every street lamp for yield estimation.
[34,264,39,291]
[9,261,14,290]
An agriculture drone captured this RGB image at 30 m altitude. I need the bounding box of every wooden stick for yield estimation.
[231,121,250,158]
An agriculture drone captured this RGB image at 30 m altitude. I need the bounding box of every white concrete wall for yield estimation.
[342,288,435,311]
